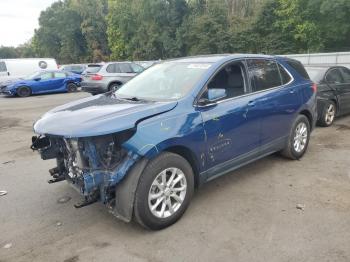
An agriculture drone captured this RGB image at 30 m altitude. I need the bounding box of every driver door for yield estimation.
[33,72,54,93]
[198,60,261,179]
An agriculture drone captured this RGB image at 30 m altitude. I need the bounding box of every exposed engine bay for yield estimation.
[31,130,139,208]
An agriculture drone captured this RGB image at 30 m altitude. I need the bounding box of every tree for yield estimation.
[0,46,19,59]
[71,0,110,62]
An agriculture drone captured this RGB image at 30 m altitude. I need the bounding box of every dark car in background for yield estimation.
[60,64,87,75]
[31,54,316,229]
[81,61,144,95]
[0,70,81,97]
[305,66,350,126]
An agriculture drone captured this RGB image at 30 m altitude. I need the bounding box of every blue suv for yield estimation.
[31,55,317,230]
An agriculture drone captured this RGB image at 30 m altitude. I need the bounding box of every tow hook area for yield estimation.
[48,167,65,184]
[74,193,99,208]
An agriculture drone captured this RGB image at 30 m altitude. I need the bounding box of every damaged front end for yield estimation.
[31,130,139,209]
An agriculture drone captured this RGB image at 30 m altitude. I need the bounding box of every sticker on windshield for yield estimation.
[187,64,212,69]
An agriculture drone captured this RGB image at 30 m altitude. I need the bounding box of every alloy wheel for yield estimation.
[325,104,335,125]
[293,122,308,153]
[148,167,187,219]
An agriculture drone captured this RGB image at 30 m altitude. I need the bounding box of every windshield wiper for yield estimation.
[124,96,141,101]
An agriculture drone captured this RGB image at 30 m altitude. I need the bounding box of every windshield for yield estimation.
[115,62,212,100]
[25,72,41,80]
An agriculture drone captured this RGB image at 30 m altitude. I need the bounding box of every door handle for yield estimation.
[247,101,256,107]
[289,89,295,94]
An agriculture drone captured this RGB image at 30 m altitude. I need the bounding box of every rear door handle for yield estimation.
[247,101,256,107]
[289,89,295,94]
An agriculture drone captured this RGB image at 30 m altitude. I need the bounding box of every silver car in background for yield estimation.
[81,61,144,95]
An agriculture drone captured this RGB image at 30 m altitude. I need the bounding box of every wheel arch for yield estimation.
[163,145,200,188]
[16,85,32,96]
[299,109,313,129]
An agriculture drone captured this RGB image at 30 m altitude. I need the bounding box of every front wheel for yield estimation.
[17,86,32,97]
[281,115,311,160]
[134,152,194,230]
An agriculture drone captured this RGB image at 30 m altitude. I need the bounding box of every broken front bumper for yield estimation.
[31,134,140,208]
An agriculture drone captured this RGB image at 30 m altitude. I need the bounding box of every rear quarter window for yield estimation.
[286,59,310,80]
[278,64,292,84]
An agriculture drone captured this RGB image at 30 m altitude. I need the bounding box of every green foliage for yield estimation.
[0,46,19,59]
[3,0,350,61]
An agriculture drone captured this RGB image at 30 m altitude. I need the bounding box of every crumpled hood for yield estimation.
[0,78,23,87]
[34,94,177,138]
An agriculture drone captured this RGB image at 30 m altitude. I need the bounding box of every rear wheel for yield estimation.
[134,152,194,230]
[318,101,336,127]
[17,86,31,97]
[67,83,78,93]
[281,115,310,160]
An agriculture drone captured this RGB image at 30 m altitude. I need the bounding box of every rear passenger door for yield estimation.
[52,72,67,91]
[246,59,300,150]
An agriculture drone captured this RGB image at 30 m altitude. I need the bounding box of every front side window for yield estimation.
[202,62,246,101]
[54,72,66,78]
[115,62,211,100]
[326,69,344,84]
[247,59,282,92]
[0,62,7,72]
[40,72,53,80]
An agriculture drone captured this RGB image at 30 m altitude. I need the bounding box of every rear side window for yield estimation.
[119,63,133,73]
[278,64,292,84]
[0,62,7,72]
[106,63,121,73]
[247,59,282,91]
[286,59,310,80]
[326,69,344,84]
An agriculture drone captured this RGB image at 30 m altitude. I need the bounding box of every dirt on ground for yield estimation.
[0,92,349,262]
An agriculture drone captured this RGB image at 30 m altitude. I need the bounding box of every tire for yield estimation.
[17,86,32,97]
[281,115,311,160]
[134,152,194,230]
[108,83,121,92]
[317,101,336,127]
[67,83,78,93]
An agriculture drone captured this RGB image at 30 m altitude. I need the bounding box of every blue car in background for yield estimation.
[0,70,82,97]
[31,54,316,230]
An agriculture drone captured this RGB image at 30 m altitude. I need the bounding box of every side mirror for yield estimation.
[208,88,226,101]
[34,77,41,81]
[197,88,226,106]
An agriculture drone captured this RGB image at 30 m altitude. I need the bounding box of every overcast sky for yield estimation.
[0,0,57,47]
